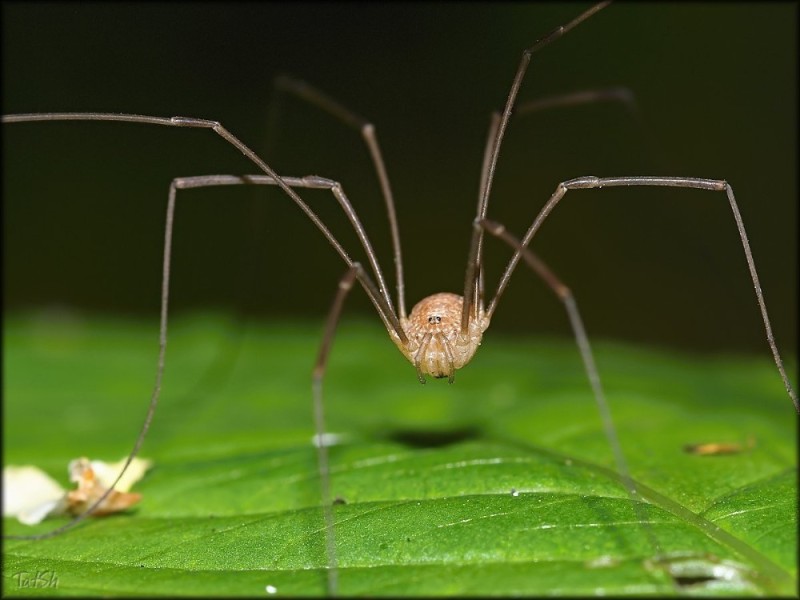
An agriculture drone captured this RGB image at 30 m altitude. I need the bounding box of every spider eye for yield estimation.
[427,315,442,324]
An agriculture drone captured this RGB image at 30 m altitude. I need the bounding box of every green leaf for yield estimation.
[3,312,796,596]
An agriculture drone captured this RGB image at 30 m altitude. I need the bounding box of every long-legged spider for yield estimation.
[3,3,797,596]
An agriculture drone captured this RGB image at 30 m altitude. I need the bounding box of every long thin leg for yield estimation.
[461,1,612,333]
[515,87,668,173]
[472,111,502,317]
[3,172,403,542]
[273,76,407,318]
[3,171,178,541]
[516,87,640,119]
[486,175,798,412]
[170,174,407,344]
[470,85,643,322]
[476,218,663,560]
[311,263,369,596]
[2,113,395,316]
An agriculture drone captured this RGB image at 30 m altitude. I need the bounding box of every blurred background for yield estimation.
[3,2,797,356]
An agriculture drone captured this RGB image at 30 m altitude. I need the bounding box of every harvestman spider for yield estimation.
[3,1,797,594]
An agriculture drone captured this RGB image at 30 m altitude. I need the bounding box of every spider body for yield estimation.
[397,292,489,382]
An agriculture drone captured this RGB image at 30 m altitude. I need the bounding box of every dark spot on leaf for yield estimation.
[654,555,751,592]
[673,575,720,588]
[386,425,481,448]
[333,496,347,505]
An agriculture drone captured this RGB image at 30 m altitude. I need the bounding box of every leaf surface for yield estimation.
[3,313,796,595]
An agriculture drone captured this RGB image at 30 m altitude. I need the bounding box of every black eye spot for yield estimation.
[427,315,442,324]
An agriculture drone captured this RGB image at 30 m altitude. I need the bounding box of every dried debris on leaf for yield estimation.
[683,435,756,456]
[3,457,151,525]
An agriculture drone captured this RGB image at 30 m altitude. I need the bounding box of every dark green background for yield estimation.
[3,3,796,356]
